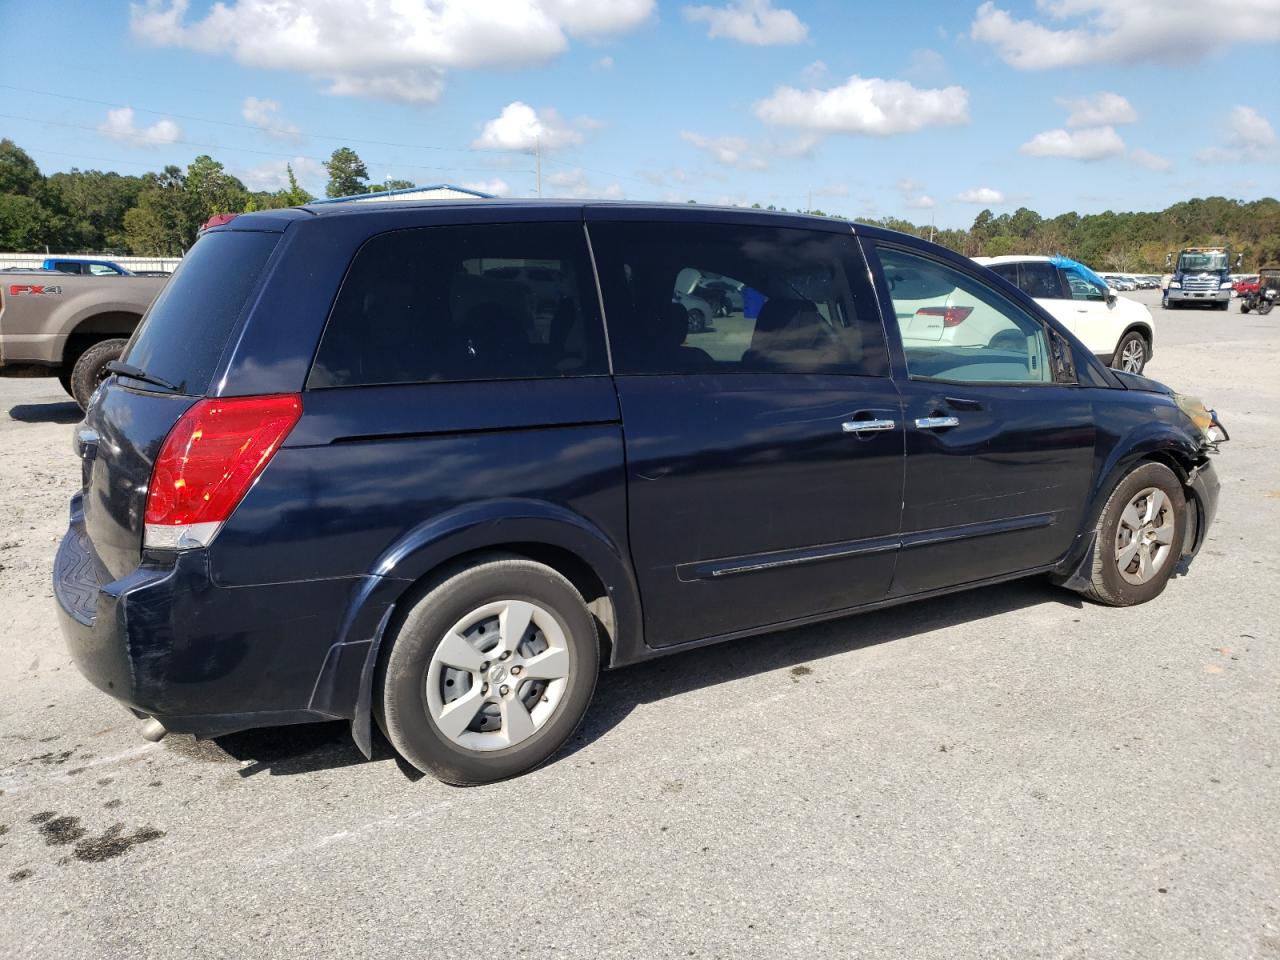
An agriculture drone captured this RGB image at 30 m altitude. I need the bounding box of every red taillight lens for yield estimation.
[144,394,302,549]
[917,305,974,327]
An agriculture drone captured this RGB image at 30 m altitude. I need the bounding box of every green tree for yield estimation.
[367,178,415,193]
[47,169,146,250]
[185,155,249,219]
[324,147,369,198]
[0,194,48,249]
[124,165,198,255]
[0,139,43,196]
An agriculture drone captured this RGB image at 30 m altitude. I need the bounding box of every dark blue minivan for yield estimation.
[55,202,1226,785]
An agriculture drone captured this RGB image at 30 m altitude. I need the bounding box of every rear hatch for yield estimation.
[81,230,283,581]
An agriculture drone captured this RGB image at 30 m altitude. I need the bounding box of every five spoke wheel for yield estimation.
[426,599,572,752]
[1114,486,1175,585]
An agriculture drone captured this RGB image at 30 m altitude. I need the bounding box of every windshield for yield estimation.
[1178,252,1228,273]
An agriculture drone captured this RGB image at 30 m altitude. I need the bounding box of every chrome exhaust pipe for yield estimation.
[139,717,168,742]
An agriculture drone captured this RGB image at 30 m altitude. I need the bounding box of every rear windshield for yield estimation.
[123,230,280,395]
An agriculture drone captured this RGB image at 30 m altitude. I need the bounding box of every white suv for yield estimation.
[974,255,1155,374]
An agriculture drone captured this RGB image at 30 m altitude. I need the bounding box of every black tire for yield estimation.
[1111,331,1149,374]
[69,338,128,410]
[1260,299,1274,316]
[1083,462,1185,607]
[375,554,599,786]
[1240,303,1251,314]
[688,308,707,333]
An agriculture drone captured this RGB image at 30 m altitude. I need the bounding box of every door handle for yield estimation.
[842,418,896,433]
[914,416,960,430]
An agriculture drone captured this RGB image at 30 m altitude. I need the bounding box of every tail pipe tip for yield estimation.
[139,717,168,742]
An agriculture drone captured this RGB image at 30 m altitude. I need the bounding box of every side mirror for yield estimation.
[1107,290,1117,305]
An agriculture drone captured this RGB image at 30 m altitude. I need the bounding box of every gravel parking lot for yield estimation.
[2,289,1277,960]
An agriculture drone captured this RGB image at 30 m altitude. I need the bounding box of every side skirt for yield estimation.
[616,562,1060,667]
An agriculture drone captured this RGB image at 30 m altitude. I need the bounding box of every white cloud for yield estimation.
[957,186,1005,204]
[241,96,301,142]
[1020,125,1126,161]
[323,69,446,105]
[904,48,947,83]
[595,55,614,69]
[460,177,512,197]
[1129,148,1172,172]
[238,155,326,192]
[971,1,1280,70]
[897,178,936,209]
[680,131,768,169]
[1222,104,1277,161]
[130,0,654,104]
[1196,105,1277,164]
[97,106,183,146]
[754,75,969,136]
[800,60,828,84]
[1059,92,1136,128]
[683,0,808,45]
[473,101,592,151]
[544,167,623,198]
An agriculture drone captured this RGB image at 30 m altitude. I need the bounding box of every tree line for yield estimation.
[0,141,409,256]
[1,137,1277,268]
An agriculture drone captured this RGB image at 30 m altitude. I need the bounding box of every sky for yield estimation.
[1,0,1277,228]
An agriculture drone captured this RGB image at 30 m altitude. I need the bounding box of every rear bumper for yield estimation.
[54,494,378,739]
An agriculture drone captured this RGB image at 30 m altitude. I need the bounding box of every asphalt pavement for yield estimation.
[2,289,1277,959]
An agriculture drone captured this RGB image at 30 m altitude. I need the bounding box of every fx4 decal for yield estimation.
[8,284,64,296]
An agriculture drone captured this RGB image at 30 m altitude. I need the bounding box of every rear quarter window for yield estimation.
[308,222,608,388]
[124,230,280,395]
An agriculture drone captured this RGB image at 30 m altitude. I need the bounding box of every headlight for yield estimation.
[1174,393,1229,449]
[1220,280,1233,289]
[1168,281,1181,288]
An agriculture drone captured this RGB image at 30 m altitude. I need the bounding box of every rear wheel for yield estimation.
[69,338,128,410]
[376,555,599,785]
[687,308,707,333]
[1083,462,1185,607]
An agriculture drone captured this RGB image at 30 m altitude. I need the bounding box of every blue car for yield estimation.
[55,201,1227,785]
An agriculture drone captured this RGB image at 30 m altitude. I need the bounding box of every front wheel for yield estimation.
[1083,462,1186,607]
[1112,332,1149,374]
[376,555,599,785]
[69,338,129,410]
[1260,299,1274,316]
[687,308,707,333]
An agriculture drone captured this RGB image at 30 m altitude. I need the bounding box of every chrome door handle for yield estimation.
[914,416,960,430]
[842,418,896,433]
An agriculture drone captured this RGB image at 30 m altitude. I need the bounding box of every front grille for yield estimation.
[1182,276,1218,291]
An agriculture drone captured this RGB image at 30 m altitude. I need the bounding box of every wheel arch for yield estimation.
[323,498,643,758]
[62,310,142,369]
[1054,428,1204,588]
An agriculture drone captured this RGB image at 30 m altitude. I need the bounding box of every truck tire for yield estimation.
[70,338,128,410]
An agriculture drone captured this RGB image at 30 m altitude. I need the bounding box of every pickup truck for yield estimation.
[0,271,167,408]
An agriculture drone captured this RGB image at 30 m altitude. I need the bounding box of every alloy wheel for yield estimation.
[1114,486,1175,585]
[1120,338,1145,373]
[425,599,571,752]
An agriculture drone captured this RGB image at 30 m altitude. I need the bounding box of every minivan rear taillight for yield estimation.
[144,394,302,550]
